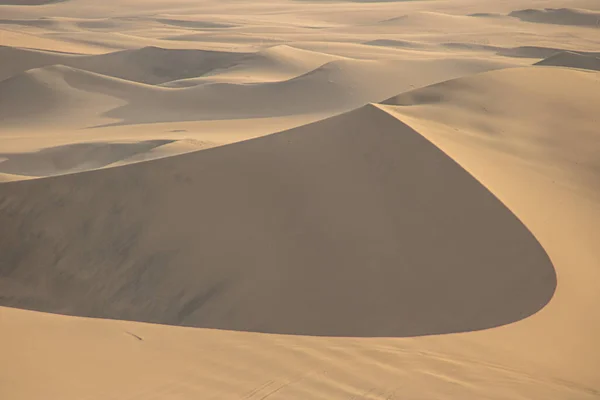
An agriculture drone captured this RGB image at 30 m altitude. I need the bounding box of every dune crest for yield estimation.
[0,140,203,177]
[0,45,251,84]
[1,57,507,128]
[535,51,600,71]
[509,8,600,27]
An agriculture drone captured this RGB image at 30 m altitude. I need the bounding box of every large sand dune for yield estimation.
[0,104,556,337]
[1,0,599,399]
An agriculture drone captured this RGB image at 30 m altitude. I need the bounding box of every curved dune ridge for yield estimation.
[509,8,600,27]
[535,51,600,71]
[0,56,507,127]
[0,45,251,84]
[0,65,131,126]
[0,45,78,82]
[363,39,600,61]
[0,45,342,85]
[155,18,236,29]
[0,140,197,177]
[379,12,489,28]
[0,103,556,337]
[0,61,395,125]
[381,66,600,199]
[162,45,344,86]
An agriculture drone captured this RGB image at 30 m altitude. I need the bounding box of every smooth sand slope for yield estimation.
[380,65,600,385]
[1,0,600,399]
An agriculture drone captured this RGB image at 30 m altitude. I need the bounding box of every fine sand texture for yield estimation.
[1,0,599,399]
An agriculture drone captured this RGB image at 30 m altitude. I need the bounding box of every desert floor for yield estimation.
[1,0,599,399]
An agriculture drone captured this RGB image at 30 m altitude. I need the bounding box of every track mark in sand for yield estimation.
[249,370,324,399]
[243,380,275,398]
[124,331,143,341]
[349,387,398,400]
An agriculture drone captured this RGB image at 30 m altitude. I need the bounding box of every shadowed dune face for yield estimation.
[535,51,600,71]
[509,8,600,27]
[0,46,251,85]
[0,105,556,337]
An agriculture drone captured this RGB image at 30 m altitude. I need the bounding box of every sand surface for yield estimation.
[1,0,599,399]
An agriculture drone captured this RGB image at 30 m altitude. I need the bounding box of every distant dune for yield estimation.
[379,12,487,28]
[0,65,133,126]
[69,46,250,85]
[509,8,600,27]
[0,45,346,86]
[155,18,236,29]
[163,45,343,86]
[0,57,507,128]
[495,46,598,59]
[0,140,178,177]
[0,46,250,84]
[0,45,77,82]
[535,51,600,71]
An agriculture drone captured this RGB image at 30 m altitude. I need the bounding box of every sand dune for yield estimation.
[0,61,372,126]
[363,40,600,63]
[535,51,600,70]
[0,17,72,29]
[509,8,600,27]
[0,45,250,85]
[162,45,343,86]
[1,1,599,399]
[496,45,600,59]
[0,45,343,86]
[379,12,489,29]
[0,45,78,82]
[364,39,430,50]
[155,18,236,29]
[0,139,194,177]
[381,66,600,197]
[2,57,505,128]
[0,104,555,337]
[0,65,131,126]
[379,65,600,387]
[68,46,250,85]
[0,15,150,32]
